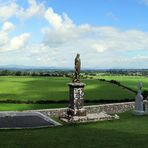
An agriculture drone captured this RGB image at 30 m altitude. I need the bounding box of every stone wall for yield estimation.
[38,102,135,117]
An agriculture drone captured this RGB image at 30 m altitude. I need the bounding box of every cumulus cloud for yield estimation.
[18,0,45,20]
[0,0,147,68]
[42,14,148,53]
[0,0,45,21]
[0,21,30,51]
[2,21,15,32]
[0,21,15,47]
[44,8,63,29]
[44,8,74,30]
[10,33,30,50]
[0,2,19,21]
[42,7,148,54]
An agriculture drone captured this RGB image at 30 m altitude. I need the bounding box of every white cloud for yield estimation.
[44,8,74,29]
[42,18,148,53]
[40,9,148,68]
[0,0,45,21]
[0,21,15,47]
[0,2,19,21]
[44,8,63,29]
[0,0,147,68]
[91,44,108,53]
[18,0,45,20]
[2,21,15,32]
[10,33,31,50]
[0,21,30,51]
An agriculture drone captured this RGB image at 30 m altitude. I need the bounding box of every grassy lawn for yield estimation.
[0,76,135,102]
[0,111,148,148]
[0,103,67,111]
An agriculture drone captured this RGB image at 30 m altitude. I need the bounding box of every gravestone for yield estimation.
[134,82,148,115]
[135,82,144,113]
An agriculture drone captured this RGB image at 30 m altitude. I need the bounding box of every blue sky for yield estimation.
[0,0,148,69]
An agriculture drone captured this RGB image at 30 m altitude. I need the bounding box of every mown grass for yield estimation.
[0,103,67,111]
[0,111,148,148]
[0,76,135,102]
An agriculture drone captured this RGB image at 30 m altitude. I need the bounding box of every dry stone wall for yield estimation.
[38,102,135,117]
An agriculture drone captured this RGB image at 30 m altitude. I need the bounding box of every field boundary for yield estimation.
[98,78,137,93]
[0,99,135,104]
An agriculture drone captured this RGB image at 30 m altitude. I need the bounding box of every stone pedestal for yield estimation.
[68,82,86,116]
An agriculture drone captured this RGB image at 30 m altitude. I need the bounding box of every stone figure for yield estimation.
[73,53,81,82]
[135,82,144,112]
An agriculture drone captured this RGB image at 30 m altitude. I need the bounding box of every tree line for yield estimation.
[0,70,73,77]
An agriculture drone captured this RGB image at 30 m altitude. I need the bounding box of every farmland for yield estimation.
[0,76,135,102]
[96,75,148,91]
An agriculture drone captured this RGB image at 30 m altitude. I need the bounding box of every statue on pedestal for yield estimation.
[68,53,86,117]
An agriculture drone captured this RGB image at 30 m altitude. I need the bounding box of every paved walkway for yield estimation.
[0,111,61,129]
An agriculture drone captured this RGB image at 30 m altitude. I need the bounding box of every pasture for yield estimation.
[97,76,148,91]
[0,76,135,102]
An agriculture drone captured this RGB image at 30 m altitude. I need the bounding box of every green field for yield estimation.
[96,75,148,91]
[0,111,148,148]
[0,76,135,102]
[0,103,67,111]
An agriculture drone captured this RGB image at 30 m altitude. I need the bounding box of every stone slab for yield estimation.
[60,112,119,123]
[0,111,61,129]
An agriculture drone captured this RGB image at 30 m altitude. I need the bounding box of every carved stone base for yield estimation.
[68,82,85,110]
[60,112,119,123]
[75,108,86,116]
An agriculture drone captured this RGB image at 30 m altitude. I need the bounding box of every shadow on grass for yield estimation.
[0,111,148,148]
[0,77,135,103]
[0,124,147,148]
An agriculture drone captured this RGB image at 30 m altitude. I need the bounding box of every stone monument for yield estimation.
[135,82,144,113]
[68,53,86,117]
[134,82,148,115]
[60,53,119,123]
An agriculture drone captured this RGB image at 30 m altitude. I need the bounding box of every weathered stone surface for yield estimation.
[68,82,85,110]
[0,112,61,129]
[38,102,135,117]
[135,82,143,112]
[60,111,119,123]
[75,108,86,116]
[134,82,148,115]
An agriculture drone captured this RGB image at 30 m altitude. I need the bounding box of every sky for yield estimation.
[0,0,148,69]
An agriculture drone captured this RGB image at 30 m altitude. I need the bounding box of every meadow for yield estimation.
[0,76,147,148]
[95,75,148,91]
[0,76,134,102]
[0,111,148,148]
